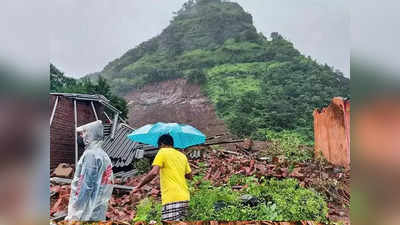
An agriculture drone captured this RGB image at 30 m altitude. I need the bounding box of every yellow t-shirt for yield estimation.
[152,147,191,205]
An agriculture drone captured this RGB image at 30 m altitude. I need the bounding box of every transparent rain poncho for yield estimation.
[66,120,114,221]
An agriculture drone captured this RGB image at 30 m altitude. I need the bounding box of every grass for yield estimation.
[262,129,314,165]
[133,176,328,223]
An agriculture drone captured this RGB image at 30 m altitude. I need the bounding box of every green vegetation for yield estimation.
[50,64,129,119]
[206,57,349,140]
[134,176,328,223]
[132,158,152,175]
[188,176,327,222]
[261,129,314,164]
[133,197,162,223]
[88,0,349,140]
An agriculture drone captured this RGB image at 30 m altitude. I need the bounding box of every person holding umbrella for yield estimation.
[128,122,206,221]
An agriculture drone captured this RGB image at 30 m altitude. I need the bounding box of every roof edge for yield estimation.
[50,92,121,114]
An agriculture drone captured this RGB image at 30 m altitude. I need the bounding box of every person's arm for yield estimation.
[132,150,164,193]
[132,166,160,192]
[185,158,192,180]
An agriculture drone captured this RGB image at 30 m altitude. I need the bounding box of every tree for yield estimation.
[50,64,129,119]
[50,63,76,92]
[271,32,283,40]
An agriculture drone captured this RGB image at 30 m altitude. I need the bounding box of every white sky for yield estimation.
[50,0,349,78]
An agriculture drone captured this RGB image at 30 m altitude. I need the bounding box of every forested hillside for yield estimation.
[87,0,350,140]
[50,64,129,119]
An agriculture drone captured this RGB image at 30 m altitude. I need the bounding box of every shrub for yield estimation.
[133,197,162,223]
[227,174,257,187]
[132,158,152,175]
[187,177,328,222]
[264,129,314,164]
[132,176,327,223]
[247,178,328,222]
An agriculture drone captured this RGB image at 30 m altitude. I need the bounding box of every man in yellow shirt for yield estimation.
[132,134,192,221]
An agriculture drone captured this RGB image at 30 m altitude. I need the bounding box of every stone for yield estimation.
[214,200,227,211]
[242,138,253,151]
[53,163,74,178]
[240,194,258,207]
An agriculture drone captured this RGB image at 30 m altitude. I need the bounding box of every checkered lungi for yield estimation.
[161,200,189,221]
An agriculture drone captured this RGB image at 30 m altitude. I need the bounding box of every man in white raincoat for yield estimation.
[66,120,114,221]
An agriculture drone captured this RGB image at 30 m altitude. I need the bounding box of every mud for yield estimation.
[124,79,228,136]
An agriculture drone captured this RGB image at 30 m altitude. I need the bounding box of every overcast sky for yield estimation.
[50,0,349,78]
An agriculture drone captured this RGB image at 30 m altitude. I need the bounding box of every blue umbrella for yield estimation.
[127,122,206,149]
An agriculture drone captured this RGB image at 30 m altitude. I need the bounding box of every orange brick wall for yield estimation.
[313,97,350,167]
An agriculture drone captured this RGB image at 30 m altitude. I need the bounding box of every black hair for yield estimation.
[158,134,174,147]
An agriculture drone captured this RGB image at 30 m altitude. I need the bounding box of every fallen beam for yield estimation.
[50,214,67,223]
[128,139,243,152]
[50,177,134,191]
[50,177,72,184]
[219,149,241,156]
[203,139,244,146]
[205,133,228,140]
[189,163,199,169]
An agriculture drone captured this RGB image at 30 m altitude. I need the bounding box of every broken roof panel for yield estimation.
[103,123,156,168]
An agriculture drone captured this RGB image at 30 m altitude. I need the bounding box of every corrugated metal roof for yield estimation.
[114,169,138,179]
[50,92,121,114]
[50,92,109,102]
[103,123,156,168]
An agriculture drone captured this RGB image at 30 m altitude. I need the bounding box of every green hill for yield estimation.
[90,0,350,140]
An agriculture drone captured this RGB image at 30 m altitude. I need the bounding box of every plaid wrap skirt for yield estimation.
[161,201,189,221]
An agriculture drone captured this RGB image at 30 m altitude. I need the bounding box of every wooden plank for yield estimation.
[91,101,99,121]
[74,99,78,166]
[111,113,119,139]
[50,96,59,126]
[220,149,241,155]
[204,139,244,146]
[50,177,135,191]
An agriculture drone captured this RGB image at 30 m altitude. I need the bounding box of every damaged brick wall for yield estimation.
[313,97,350,167]
[50,95,105,168]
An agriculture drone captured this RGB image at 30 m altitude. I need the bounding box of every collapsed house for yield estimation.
[313,97,350,167]
[51,135,350,222]
[49,93,155,176]
[50,94,351,222]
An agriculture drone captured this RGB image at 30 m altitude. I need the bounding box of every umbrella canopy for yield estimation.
[127,122,206,149]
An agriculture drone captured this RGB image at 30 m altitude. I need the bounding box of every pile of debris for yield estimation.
[50,139,350,223]
[188,144,350,222]
[106,174,161,221]
[106,193,137,221]
[50,163,75,219]
[50,172,161,221]
[50,184,71,218]
[50,181,139,222]
[191,145,349,192]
